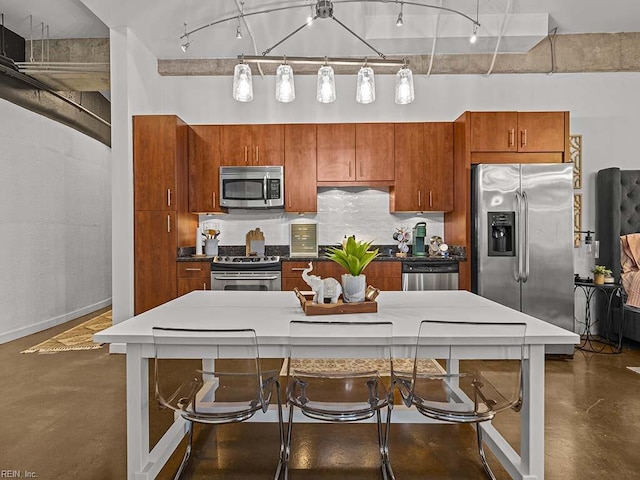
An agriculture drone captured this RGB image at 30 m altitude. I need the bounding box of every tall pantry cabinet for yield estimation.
[133,115,197,314]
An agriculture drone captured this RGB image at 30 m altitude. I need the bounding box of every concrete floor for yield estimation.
[2,307,640,479]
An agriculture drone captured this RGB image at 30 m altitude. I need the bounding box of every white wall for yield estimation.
[110,27,163,324]
[0,98,112,343]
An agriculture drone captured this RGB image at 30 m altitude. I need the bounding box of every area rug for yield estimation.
[21,310,112,354]
[280,357,444,377]
[627,367,640,375]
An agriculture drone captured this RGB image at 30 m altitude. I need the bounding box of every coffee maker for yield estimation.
[412,222,427,257]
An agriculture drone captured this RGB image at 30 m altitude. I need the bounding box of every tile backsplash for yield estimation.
[200,187,445,247]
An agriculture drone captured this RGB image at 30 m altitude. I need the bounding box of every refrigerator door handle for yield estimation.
[515,191,523,282]
[522,191,530,282]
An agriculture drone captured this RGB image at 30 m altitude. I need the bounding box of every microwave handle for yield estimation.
[263,178,268,204]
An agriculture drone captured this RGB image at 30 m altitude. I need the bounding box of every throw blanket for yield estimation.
[621,234,640,308]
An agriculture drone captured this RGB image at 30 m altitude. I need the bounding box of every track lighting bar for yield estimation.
[238,55,406,67]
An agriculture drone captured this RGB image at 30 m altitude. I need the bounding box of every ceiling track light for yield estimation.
[396,3,404,27]
[181,23,190,52]
[470,24,478,44]
[470,0,480,43]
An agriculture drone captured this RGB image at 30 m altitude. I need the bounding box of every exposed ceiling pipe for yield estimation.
[426,0,443,78]
[486,0,512,76]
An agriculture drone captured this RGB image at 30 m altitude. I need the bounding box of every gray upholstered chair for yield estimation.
[596,168,640,343]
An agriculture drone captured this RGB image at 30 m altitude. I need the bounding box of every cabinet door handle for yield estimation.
[255,146,259,165]
[348,161,352,178]
[359,162,364,178]
[418,190,422,207]
[167,215,171,233]
[212,192,216,209]
[167,189,172,207]
[521,129,527,148]
[508,128,515,147]
[244,146,248,164]
[429,191,433,207]
[185,268,202,272]
[291,267,308,272]
[203,283,207,290]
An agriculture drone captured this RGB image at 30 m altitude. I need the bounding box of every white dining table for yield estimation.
[94,290,579,480]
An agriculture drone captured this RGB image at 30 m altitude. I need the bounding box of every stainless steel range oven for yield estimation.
[210,255,281,291]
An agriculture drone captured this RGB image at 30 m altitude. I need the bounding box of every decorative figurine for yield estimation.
[301,262,342,304]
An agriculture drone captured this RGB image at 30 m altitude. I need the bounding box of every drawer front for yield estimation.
[282,261,318,277]
[177,262,211,278]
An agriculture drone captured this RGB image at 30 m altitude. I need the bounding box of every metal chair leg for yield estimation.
[173,420,194,480]
[283,404,295,480]
[274,384,286,480]
[476,424,497,480]
[376,407,395,480]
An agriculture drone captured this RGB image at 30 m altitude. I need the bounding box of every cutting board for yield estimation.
[246,228,265,256]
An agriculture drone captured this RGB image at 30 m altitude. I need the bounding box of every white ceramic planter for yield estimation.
[341,274,366,303]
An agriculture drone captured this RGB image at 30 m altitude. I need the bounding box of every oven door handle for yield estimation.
[212,274,280,281]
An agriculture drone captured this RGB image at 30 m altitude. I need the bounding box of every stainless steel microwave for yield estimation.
[219,166,284,209]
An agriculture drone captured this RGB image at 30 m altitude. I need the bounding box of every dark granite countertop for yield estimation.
[177,244,466,263]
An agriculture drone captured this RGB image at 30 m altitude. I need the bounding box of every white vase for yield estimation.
[341,274,366,303]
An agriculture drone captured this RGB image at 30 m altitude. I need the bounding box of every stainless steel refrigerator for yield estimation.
[472,163,574,354]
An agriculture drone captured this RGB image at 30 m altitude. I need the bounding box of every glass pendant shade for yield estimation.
[395,67,415,104]
[232,63,253,102]
[275,64,295,103]
[316,65,336,103]
[356,66,375,104]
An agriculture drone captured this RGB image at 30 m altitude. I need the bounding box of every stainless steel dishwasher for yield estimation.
[402,261,459,291]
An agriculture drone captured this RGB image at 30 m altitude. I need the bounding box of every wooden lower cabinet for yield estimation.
[135,211,178,314]
[177,262,211,296]
[281,260,402,293]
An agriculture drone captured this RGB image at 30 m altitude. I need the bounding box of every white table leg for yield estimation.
[127,344,149,480]
[520,344,545,479]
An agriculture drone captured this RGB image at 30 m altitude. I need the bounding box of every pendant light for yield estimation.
[394,61,414,104]
[316,62,336,103]
[232,60,253,102]
[275,59,295,103]
[356,63,375,104]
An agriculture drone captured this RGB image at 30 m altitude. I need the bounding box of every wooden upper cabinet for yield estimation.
[188,125,223,213]
[391,123,425,212]
[470,111,566,153]
[134,115,182,211]
[284,124,317,213]
[220,125,284,166]
[317,123,356,182]
[516,112,566,152]
[252,124,284,166]
[355,123,394,182]
[424,122,454,211]
[390,123,453,212]
[317,123,394,185]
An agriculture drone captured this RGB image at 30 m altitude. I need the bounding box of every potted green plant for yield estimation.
[326,237,379,302]
[592,265,612,285]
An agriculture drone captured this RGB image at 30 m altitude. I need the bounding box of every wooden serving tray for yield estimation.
[293,288,378,315]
